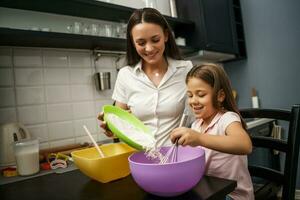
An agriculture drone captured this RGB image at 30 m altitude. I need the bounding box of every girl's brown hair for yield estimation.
[186,63,247,129]
[126,8,182,66]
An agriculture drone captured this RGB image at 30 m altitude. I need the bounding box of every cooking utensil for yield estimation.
[83,125,105,158]
[159,113,188,164]
[129,146,205,197]
[71,143,136,183]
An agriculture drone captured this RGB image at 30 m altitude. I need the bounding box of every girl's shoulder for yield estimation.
[219,111,241,123]
[221,111,240,121]
[218,111,241,130]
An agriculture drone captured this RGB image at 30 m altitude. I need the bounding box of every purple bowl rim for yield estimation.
[128,146,205,166]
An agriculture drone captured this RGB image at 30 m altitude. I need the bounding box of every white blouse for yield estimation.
[112,57,193,146]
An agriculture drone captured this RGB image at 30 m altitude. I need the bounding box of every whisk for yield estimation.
[159,113,188,164]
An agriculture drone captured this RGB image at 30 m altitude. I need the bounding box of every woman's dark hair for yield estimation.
[126,8,182,66]
[186,63,247,129]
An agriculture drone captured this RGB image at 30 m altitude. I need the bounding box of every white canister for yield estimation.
[14,139,40,176]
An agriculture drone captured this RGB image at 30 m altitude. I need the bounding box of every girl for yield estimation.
[170,63,254,200]
[99,8,193,146]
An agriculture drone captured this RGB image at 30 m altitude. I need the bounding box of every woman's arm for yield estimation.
[114,101,129,110]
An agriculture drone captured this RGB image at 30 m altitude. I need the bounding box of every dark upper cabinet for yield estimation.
[176,0,246,60]
[0,0,196,55]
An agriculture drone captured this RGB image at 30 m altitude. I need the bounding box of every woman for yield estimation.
[100,8,192,146]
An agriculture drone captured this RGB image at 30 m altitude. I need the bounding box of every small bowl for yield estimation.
[71,143,136,183]
[128,146,205,197]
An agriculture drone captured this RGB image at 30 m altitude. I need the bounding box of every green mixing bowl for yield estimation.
[103,105,154,150]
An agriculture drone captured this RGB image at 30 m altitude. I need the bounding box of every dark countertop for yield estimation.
[0,169,236,200]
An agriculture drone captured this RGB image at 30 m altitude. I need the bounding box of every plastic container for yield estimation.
[129,146,205,197]
[103,105,155,150]
[71,143,136,183]
[14,139,39,176]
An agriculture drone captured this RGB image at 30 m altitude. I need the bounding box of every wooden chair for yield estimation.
[240,104,300,200]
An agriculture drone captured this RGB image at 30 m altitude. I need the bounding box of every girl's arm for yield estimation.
[170,121,252,155]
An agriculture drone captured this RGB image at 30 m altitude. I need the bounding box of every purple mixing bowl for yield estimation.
[128,146,205,197]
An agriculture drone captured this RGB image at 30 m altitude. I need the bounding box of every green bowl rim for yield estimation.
[103,105,154,150]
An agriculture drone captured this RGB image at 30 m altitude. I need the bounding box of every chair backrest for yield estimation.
[240,104,300,199]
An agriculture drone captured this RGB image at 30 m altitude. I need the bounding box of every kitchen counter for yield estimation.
[0,169,236,200]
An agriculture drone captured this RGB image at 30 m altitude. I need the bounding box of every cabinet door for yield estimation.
[201,0,238,54]
[176,0,239,54]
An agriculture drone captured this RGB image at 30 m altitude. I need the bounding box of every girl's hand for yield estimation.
[170,127,201,147]
[97,112,114,137]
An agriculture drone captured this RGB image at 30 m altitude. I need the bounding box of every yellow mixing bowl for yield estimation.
[71,143,136,183]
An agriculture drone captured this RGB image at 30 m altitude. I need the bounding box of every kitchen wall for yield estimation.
[0,47,118,149]
[224,0,300,188]
[225,0,300,109]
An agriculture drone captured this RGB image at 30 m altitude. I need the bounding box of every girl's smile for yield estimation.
[187,77,219,124]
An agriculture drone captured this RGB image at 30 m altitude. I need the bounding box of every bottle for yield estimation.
[251,88,259,108]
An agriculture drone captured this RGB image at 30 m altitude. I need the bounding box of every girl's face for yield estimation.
[131,22,168,65]
[187,77,220,123]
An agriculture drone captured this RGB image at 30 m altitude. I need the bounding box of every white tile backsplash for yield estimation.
[44,68,69,85]
[27,124,49,142]
[75,135,97,145]
[0,48,12,67]
[1,46,117,147]
[16,87,45,105]
[69,51,91,68]
[39,142,50,150]
[0,88,15,107]
[18,105,46,124]
[15,68,43,86]
[43,50,69,67]
[45,85,71,103]
[13,48,42,67]
[72,101,95,119]
[94,100,114,116]
[70,68,93,84]
[0,108,17,124]
[71,84,94,101]
[48,121,74,140]
[47,103,73,122]
[0,68,14,86]
[49,138,76,148]
[94,89,114,100]
[95,56,116,69]
[73,118,97,136]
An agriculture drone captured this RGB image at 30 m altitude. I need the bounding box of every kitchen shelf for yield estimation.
[0,28,197,55]
[0,0,196,55]
[0,0,194,35]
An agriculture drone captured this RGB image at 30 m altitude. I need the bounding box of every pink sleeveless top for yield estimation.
[191,112,254,200]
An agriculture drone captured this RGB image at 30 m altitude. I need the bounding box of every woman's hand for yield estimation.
[97,102,131,138]
[170,127,201,147]
[97,112,114,137]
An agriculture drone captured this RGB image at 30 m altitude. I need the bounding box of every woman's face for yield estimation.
[187,77,219,123]
[131,22,168,65]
